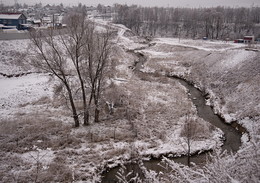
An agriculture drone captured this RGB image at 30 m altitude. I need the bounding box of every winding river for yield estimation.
[175,77,243,153]
[101,51,245,183]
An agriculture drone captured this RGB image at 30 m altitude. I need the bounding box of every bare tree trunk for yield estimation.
[94,107,100,122]
[180,114,199,167]
[29,25,81,128]
[65,82,80,127]
[85,29,111,123]
[94,73,103,122]
[187,137,191,167]
[61,14,90,126]
[86,88,95,123]
[78,72,88,126]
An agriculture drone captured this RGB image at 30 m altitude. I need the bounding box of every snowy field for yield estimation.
[0,73,52,119]
[0,22,259,182]
[0,40,31,74]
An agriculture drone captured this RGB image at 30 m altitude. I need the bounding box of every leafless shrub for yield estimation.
[104,147,130,160]
[0,153,31,183]
[0,116,76,153]
[180,115,211,166]
[44,162,73,182]
[30,96,51,106]
[53,82,63,96]
[37,155,73,182]
[51,135,82,150]
[138,72,154,82]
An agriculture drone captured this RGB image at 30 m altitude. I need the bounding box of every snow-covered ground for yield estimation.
[0,21,259,182]
[141,37,260,144]
[0,73,52,119]
[136,37,259,182]
[0,39,31,75]
[154,38,249,51]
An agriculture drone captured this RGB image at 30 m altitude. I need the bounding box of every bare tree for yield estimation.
[30,29,80,127]
[180,114,201,166]
[30,12,112,126]
[59,13,91,126]
[84,27,112,122]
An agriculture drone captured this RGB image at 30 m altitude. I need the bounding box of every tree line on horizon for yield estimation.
[113,5,260,40]
[1,2,260,40]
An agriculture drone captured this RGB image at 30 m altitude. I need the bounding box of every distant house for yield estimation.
[0,13,27,30]
[42,16,52,26]
[42,14,64,28]
[244,36,255,44]
[32,20,42,27]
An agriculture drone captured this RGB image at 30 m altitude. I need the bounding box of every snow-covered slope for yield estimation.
[0,21,258,182]
[141,38,260,140]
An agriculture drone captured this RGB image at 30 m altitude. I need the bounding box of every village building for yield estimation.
[0,13,28,30]
[244,36,255,44]
[32,19,42,27]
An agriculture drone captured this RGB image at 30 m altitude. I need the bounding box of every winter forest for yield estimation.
[113,5,260,39]
[0,1,259,183]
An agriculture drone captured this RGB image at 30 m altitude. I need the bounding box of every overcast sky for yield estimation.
[2,0,260,8]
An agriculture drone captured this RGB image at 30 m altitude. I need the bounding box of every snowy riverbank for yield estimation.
[0,22,259,182]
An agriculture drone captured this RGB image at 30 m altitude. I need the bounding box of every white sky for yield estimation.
[2,0,260,8]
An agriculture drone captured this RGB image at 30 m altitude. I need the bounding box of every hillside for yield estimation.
[0,23,259,182]
[142,38,260,138]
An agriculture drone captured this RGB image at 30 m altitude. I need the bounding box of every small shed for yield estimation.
[32,20,42,27]
[0,13,27,30]
[244,36,255,44]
